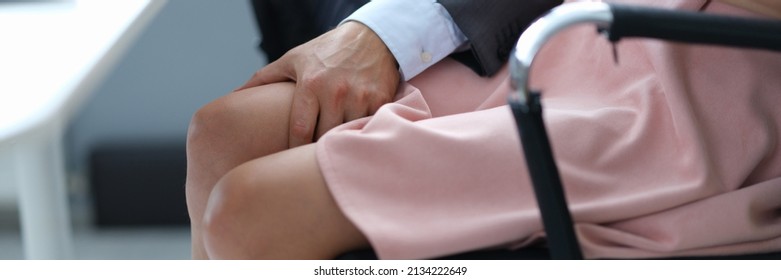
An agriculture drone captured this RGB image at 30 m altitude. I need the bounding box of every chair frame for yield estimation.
[509,2,781,260]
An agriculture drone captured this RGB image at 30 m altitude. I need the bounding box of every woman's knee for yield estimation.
[200,157,312,259]
[199,145,369,259]
[187,82,295,158]
[200,164,263,259]
[186,98,228,163]
[188,85,287,157]
[185,83,295,197]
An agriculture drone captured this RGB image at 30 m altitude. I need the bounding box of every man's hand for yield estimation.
[236,21,400,148]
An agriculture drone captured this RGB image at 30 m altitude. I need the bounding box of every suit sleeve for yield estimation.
[438,0,562,76]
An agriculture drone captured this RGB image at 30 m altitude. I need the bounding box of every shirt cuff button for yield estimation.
[420,51,432,63]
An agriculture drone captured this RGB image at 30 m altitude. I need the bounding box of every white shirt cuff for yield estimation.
[343,0,468,81]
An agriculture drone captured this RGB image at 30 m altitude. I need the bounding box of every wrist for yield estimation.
[342,21,399,69]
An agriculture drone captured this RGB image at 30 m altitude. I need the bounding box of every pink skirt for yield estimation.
[316,0,781,259]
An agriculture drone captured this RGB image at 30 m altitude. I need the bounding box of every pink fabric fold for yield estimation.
[316,0,781,259]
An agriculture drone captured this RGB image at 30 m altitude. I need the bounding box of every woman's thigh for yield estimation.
[202,144,370,259]
[187,82,300,259]
[187,82,295,217]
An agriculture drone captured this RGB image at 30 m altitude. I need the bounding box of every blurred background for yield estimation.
[0,0,264,259]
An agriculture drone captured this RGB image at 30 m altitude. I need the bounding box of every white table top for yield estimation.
[0,0,165,142]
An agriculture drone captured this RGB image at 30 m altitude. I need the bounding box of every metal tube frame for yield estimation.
[510,2,613,104]
[508,2,615,259]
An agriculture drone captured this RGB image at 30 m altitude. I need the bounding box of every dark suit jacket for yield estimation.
[438,0,562,77]
[252,0,368,62]
[253,0,559,76]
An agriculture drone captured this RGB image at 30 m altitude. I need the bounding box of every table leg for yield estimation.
[14,132,73,259]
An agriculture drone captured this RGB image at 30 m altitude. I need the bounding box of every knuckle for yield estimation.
[300,71,326,88]
[331,80,351,101]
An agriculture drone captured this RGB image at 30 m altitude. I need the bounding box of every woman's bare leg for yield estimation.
[186,83,294,259]
[202,144,370,259]
[185,82,369,259]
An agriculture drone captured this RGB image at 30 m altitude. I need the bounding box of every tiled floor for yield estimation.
[0,205,191,260]
[0,226,191,260]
